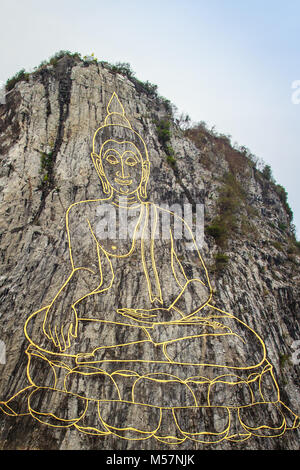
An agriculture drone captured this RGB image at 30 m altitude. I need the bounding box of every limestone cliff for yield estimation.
[0,54,299,450]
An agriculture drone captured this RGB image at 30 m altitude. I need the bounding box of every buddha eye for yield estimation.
[125,155,138,166]
[106,154,119,165]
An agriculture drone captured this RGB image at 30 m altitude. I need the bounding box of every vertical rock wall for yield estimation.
[0,56,299,449]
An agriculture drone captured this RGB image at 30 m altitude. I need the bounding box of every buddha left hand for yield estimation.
[117,307,182,324]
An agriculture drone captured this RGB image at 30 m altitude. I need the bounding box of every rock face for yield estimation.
[0,55,299,450]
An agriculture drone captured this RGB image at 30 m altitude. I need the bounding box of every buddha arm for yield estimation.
[119,218,212,325]
[43,203,102,350]
[49,266,102,311]
[169,279,211,319]
[168,218,213,319]
[43,267,102,351]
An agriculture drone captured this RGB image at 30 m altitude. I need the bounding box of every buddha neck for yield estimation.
[110,191,142,209]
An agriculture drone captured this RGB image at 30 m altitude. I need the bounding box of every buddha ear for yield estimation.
[142,161,150,180]
[139,161,150,199]
[91,152,111,195]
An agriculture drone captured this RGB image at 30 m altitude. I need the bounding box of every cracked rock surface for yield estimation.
[0,57,299,449]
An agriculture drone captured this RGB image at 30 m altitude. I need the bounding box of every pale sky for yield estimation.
[0,0,299,236]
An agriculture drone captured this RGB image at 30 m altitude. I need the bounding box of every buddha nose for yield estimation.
[116,161,129,178]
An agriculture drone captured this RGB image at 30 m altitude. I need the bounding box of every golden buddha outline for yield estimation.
[0,92,299,445]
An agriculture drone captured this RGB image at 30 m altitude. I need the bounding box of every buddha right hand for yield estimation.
[43,300,78,352]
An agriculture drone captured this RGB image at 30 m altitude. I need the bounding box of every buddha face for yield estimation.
[93,138,149,197]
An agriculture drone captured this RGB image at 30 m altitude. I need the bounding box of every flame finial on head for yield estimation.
[103,92,132,128]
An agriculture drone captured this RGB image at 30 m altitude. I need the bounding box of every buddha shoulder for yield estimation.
[66,198,112,234]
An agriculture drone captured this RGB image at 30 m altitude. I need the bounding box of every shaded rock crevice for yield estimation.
[31,57,74,224]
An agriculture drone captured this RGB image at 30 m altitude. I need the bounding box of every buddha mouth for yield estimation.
[114,177,133,186]
[119,187,130,194]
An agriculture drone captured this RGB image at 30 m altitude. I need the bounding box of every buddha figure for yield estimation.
[1,93,299,445]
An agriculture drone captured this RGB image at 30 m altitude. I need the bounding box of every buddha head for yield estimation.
[91,93,150,200]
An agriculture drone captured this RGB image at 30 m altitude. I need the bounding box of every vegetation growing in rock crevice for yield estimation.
[273,184,293,220]
[212,253,230,273]
[6,69,30,92]
[205,172,249,248]
[5,51,173,115]
[155,118,176,167]
[38,150,54,189]
[184,122,294,217]
[259,164,293,220]
[184,121,298,250]
[279,352,291,370]
[184,121,257,175]
[102,62,160,99]
[38,50,82,69]
[154,118,196,207]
